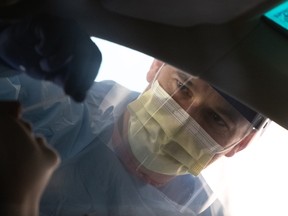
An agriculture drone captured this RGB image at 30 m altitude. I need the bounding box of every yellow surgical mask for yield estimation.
[127,80,225,176]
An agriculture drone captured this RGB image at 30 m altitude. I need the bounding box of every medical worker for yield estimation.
[0,101,60,216]
[0,55,267,215]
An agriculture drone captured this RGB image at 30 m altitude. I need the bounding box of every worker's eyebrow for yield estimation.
[176,71,194,87]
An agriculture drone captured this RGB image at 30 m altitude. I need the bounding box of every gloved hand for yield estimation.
[0,15,102,102]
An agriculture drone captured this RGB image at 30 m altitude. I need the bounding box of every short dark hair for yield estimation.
[214,88,266,129]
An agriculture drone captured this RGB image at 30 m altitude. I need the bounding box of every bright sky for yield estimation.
[93,37,153,92]
[92,37,288,216]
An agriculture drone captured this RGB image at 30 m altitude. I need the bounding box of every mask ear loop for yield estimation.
[151,62,166,86]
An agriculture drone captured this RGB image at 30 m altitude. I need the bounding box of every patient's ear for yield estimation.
[146,59,164,83]
[225,131,256,157]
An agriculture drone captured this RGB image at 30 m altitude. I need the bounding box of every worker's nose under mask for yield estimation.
[127,80,225,176]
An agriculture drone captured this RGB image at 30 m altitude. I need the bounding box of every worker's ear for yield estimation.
[225,131,256,157]
[146,59,164,83]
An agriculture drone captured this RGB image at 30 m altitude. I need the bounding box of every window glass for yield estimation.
[93,37,288,216]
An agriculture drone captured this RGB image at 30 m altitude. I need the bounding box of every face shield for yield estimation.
[127,63,268,177]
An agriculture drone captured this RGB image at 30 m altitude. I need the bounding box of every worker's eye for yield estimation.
[211,112,227,127]
[176,80,191,97]
[205,110,229,132]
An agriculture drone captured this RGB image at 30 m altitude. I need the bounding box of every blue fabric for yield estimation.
[0,74,224,216]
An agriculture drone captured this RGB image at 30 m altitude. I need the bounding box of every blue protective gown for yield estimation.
[0,73,224,216]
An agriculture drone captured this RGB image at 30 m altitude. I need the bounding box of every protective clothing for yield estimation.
[0,74,224,216]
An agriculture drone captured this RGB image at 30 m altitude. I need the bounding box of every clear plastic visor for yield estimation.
[153,64,260,149]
